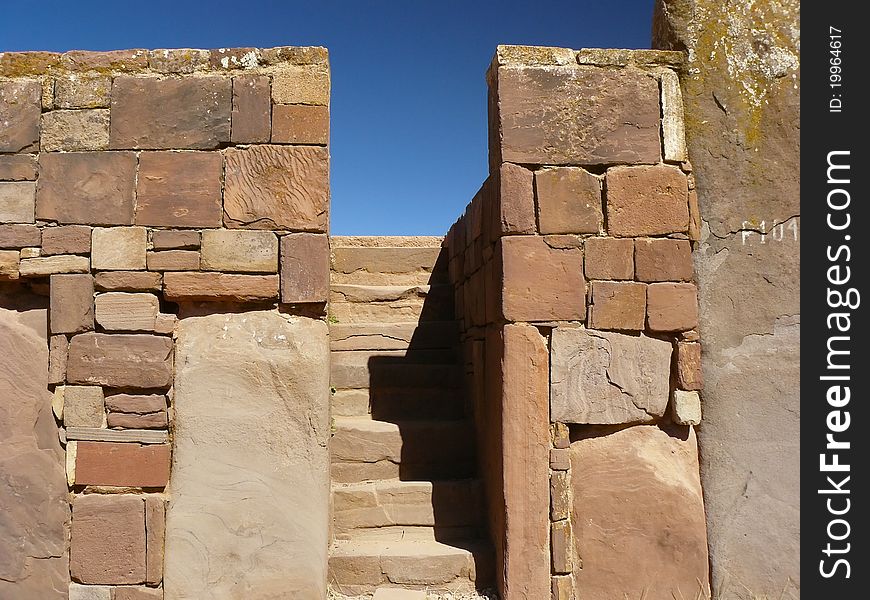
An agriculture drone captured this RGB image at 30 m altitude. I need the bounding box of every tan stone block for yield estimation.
[19,255,89,276]
[95,292,160,331]
[114,587,163,600]
[551,575,573,600]
[0,80,41,152]
[587,280,646,331]
[0,223,40,248]
[74,442,170,488]
[70,494,145,584]
[146,250,200,271]
[223,145,329,231]
[49,334,69,385]
[551,422,570,449]
[550,448,570,470]
[135,151,223,227]
[92,227,147,270]
[95,271,162,292]
[551,471,570,521]
[50,273,95,334]
[660,69,688,163]
[606,165,689,237]
[67,333,173,389]
[54,74,112,108]
[68,582,113,600]
[107,412,168,429]
[231,75,271,143]
[62,385,105,427]
[162,272,279,302]
[0,181,35,223]
[154,313,177,335]
[0,249,19,279]
[647,282,699,332]
[672,389,702,425]
[41,109,110,151]
[145,496,165,585]
[584,237,633,280]
[271,64,330,105]
[200,229,278,273]
[19,246,39,259]
[635,238,693,282]
[148,48,211,73]
[0,155,38,181]
[675,341,703,391]
[551,519,573,574]
[271,104,329,144]
[536,167,602,234]
[280,232,328,303]
[42,225,92,255]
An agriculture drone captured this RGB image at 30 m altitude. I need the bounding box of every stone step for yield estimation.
[332,479,483,536]
[328,538,493,595]
[329,321,460,352]
[328,285,454,324]
[332,388,465,420]
[330,350,459,390]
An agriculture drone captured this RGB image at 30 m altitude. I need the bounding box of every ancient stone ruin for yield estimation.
[0,2,800,599]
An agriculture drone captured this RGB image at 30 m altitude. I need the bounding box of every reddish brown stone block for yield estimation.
[114,587,163,600]
[95,271,162,292]
[110,76,231,149]
[50,274,95,334]
[535,167,602,234]
[231,75,271,143]
[0,224,40,248]
[497,162,536,234]
[135,152,222,227]
[635,238,693,282]
[108,412,168,429]
[42,225,91,255]
[588,281,646,331]
[48,334,68,385]
[69,494,145,584]
[584,237,633,280]
[271,104,329,145]
[675,341,703,391]
[606,165,689,237]
[74,442,170,488]
[151,229,200,250]
[0,155,38,181]
[145,496,165,585]
[0,80,41,152]
[146,250,200,271]
[280,233,328,303]
[163,272,280,302]
[647,282,699,332]
[36,152,137,225]
[105,394,167,414]
[67,333,173,389]
[60,49,148,72]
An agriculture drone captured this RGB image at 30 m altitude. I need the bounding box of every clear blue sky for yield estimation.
[1,0,653,235]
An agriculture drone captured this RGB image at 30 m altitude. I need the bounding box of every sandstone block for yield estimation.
[154,313,177,335]
[70,494,145,584]
[110,76,231,149]
[497,162,536,234]
[0,155,38,181]
[49,334,68,385]
[95,271,162,292]
[660,69,688,162]
[605,165,689,237]
[688,188,701,242]
[271,104,329,144]
[151,229,200,250]
[54,74,112,108]
[40,109,109,151]
[146,250,200,271]
[280,232,329,303]
[107,412,168,429]
[19,255,89,276]
[105,394,167,414]
[551,422,570,449]
[500,236,585,322]
[148,48,211,73]
[145,496,165,585]
[114,588,163,600]
[583,237,633,280]
[271,64,330,105]
[0,181,35,223]
[0,223,40,248]
[646,282,698,332]
[68,583,113,600]
[552,575,573,600]
[61,385,105,428]
[95,292,160,331]
[672,389,702,425]
[535,167,602,234]
[231,75,271,143]
[551,520,573,574]
[67,333,173,388]
[135,151,223,227]
[0,80,40,152]
[200,229,278,272]
[551,328,672,424]
[675,341,703,390]
[0,249,19,279]
[92,227,147,270]
[50,273,95,334]
[60,49,148,72]
[19,246,39,259]
[74,442,171,488]
[550,471,570,521]
[223,145,329,231]
[163,272,279,302]
[587,280,646,331]
[550,448,570,470]
[36,152,137,225]
[635,238,693,282]
[42,225,91,255]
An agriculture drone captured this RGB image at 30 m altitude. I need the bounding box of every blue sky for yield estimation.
[1,0,653,235]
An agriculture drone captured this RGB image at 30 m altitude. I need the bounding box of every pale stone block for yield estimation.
[92,227,147,270]
[95,292,159,331]
[41,109,110,152]
[69,582,113,600]
[19,246,40,258]
[19,255,89,276]
[200,229,278,273]
[0,181,35,223]
[0,249,19,279]
[672,389,702,426]
[271,64,330,105]
[62,385,105,428]
[660,69,688,162]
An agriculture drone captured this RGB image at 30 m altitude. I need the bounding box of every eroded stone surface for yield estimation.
[0,80,41,152]
[135,151,223,227]
[70,494,145,584]
[67,333,173,388]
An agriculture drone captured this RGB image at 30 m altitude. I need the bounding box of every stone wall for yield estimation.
[1,46,331,600]
[446,45,711,599]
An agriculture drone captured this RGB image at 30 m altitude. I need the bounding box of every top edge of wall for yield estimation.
[330,236,445,248]
[0,46,329,78]
[493,44,684,69]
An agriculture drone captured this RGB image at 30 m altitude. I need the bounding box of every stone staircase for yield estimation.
[328,237,492,596]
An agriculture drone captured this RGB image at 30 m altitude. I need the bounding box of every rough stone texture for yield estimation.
[151,229,200,250]
[94,292,160,331]
[48,334,68,385]
[551,575,573,600]
[570,425,710,599]
[0,181,35,223]
[145,496,165,585]
[646,282,699,332]
[231,74,271,143]
[0,223,40,248]
[587,280,646,331]
[95,271,162,292]
[40,109,110,151]
[499,236,584,322]
[0,79,40,152]
[583,237,633,280]
[0,305,69,599]
[135,151,223,227]
[550,471,570,521]
[0,249,19,279]
[493,65,661,167]
[223,145,329,231]
[672,389,702,425]
[200,229,278,272]
[535,167,602,234]
[271,64,330,105]
[551,520,573,574]
[114,588,163,600]
[67,333,173,388]
[551,328,672,424]
[163,272,280,302]
[653,2,800,595]
[496,162,535,234]
[0,155,38,181]
[54,74,112,108]
[635,238,693,282]
[19,255,90,276]
[74,442,171,488]
[107,412,168,429]
[280,232,329,303]
[70,494,146,584]
[110,76,231,149]
[36,152,137,225]
[105,393,166,414]
[271,104,329,145]
[49,273,94,334]
[606,164,689,237]
[675,341,703,390]
[92,227,147,271]
[68,583,113,600]
[660,69,688,162]
[146,250,200,271]
[42,225,92,255]
[61,385,104,428]
[165,312,329,600]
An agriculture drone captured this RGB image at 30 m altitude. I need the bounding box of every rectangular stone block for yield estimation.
[496,162,536,234]
[550,471,570,521]
[660,69,688,163]
[200,230,278,272]
[19,255,89,276]
[646,283,699,332]
[146,250,200,271]
[40,109,110,151]
[54,74,112,108]
[114,587,163,600]
[231,75,271,143]
[61,385,105,428]
[36,152,137,225]
[271,64,330,105]
[271,104,329,145]
[671,389,702,425]
[280,232,329,303]
[70,494,145,584]
[148,48,211,73]
[605,165,689,237]
[74,442,171,488]
[49,334,68,385]
[67,333,173,388]
[95,271,162,292]
[0,223,40,248]
[550,328,672,424]
[135,152,223,227]
[635,238,693,282]
[60,49,148,72]
[584,237,633,280]
[106,394,167,414]
[587,280,646,331]
[675,341,703,391]
[223,145,329,231]
[42,225,91,255]
[92,227,147,270]
[50,273,95,334]
[107,412,168,429]
[0,80,41,152]
[0,155,37,181]
[69,583,113,600]
[552,575,574,600]
[551,520,573,574]
[151,229,200,250]
[110,76,231,149]
[145,496,166,585]
[19,246,39,259]
[95,292,160,331]
[535,167,602,234]
[0,181,35,223]
[163,272,280,302]
[0,249,19,279]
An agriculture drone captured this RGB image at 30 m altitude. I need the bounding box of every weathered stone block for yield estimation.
[148,48,211,73]
[151,229,200,250]
[74,442,170,488]
[646,282,698,332]
[145,496,165,585]
[0,181,35,223]
[635,238,693,282]
[200,230,278,272]
[70,494,145,584]
[550,328,671,424]
[68,583,113,600]
[551,520,573,574]
[550,471,570,521]
[0,155,37,181]
[36,152,137,225]
[0,223,39,248]
[672,390,702,425]
[231,75,271,143]
[106,394,167,414]
[660,69,688,162]
[54,74,112,108]
[107,412,168,429]
[162,272,280,302]
[271,104,329,144]
[95,271,161,292]
[550,448,570,471]
[0,249,19,279]
[0,80,40,152]
[19,255,89,277]
[551,575,573,600]
[67,333,173,388]
[92,227,147,270]
[42,225,91,255]
[61,385,104,428]
[675,341,703,390]
[135,152,223,227]
[535,167,602,234]
[587,280,646,331]
[60,49,148,72]
[94,292,160,331]
[271,64,330,105]
[583,237,633,280]
[49,334,68,385]
[496,162,535,234]
[146,250,200,271]
[49,274,94,334]
[110,76,231,149]
[40,109,109,151]
[114,587,163,600]
[605,165,689,237]
[280,232,329,303]
[223,145,329,231]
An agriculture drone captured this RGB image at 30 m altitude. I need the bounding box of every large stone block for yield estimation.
[583,237,633,280]
[42,225,92,255]
[635,238,693,282]
[496,162,536,234]
[0,223,39,248]
[535,167,602,234]
[223,145,329,231]
[67,333,173,388]
[94,292,159,331]
[162,272,279,302]
[605,165,689,237]
[92,227,147,271]
[231,75,271,144]
[49,274,94,334]
[110,76,231,149]
[271,64,330,105]
[570,425,710,599]
[200,229,278,272]
[135,151,223,227]
[0,80,40,152]
[280,232,329,303]
[70,494,145,584]
[165,312,329,599]
[646,282,699,332]
[550,328,671,424]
